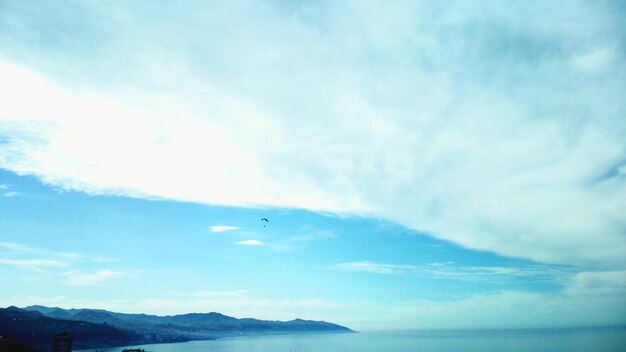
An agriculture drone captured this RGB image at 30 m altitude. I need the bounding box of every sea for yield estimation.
[86,327,626,352]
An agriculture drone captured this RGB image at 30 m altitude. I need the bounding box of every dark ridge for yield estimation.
[0,307,142,351]
[6,305,353,350]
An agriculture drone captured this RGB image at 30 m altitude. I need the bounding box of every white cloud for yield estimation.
[0,258,68,271]
[0,242,86,262]
[0,1,624,269]
[0,242,122,279]
[170,290,250,299]
[0,242,42,253]
[3,191,18,197]
[0,242,74,271]
[209,225,240,233]
[565,270,626,297]
[236,240,264,246]
[335,261,571,284]
[63,270,128,286]
[336,261,414,275]
[0,184,7,189]
[570,46,617,73]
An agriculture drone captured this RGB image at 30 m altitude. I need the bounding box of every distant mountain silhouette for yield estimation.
[5,305,352,350]
[0,306,142,351]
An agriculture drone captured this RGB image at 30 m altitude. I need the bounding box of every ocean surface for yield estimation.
[89,328,626,352]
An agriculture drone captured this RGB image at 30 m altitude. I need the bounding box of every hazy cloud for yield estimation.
[0,242,123,282]
[0,242,42,253]
[0,242,72,271]
[335,260,573,284]
[378,289,626,330]
[63,270,128,286]
[0,258,68,271]
[236,240,264,246]
[270,232,335,252]
[209,225,240,233]
[565,270,626,297]
[1,242,83,262]
[170,290,250,299]
[336,261,416,275]
[0,1,624,269]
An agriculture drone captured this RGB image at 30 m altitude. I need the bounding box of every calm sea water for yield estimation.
[92,328,626,352]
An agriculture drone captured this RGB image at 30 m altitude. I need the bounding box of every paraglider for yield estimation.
[261,218,268,227]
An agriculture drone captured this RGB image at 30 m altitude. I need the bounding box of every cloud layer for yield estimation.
[1,1,625,268]
[335,260,571,284]
[0,241,127,285]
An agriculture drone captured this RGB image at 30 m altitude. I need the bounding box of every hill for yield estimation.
[4,305,352,350]
[0,306,142,351]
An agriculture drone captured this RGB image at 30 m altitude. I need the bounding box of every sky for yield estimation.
[0,0,625,331]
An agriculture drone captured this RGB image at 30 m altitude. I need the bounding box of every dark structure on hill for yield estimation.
[0,335,38,352]
[52,332,72,352]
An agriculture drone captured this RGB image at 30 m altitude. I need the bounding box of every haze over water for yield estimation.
[97,329,626,352]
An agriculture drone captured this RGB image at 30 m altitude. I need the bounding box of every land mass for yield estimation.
[0,306,352,351]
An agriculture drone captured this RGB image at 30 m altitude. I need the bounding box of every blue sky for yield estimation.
[0,0,625,331]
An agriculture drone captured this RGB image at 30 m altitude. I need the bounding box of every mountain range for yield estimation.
[1,306,352,351]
